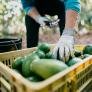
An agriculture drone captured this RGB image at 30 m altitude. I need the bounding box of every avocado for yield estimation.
[67,57,83,66]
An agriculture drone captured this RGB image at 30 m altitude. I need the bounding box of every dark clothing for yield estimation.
[25,0,65,48]
[21,0,81,14]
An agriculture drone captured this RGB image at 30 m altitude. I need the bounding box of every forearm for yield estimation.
[28,7,41,21]
[65,10,79,29]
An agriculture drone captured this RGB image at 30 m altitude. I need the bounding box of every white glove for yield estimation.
[53,29,76,62]
[45,15,60,28]
[35,15,49,26]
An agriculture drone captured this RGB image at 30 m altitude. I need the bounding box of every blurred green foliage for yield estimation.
[0,0,25,36]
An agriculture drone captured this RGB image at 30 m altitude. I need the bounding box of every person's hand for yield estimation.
[52,29,76,62]
[35,15,49,26]
[45,15,60,28]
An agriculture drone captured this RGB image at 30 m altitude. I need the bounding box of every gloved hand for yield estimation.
[52,29,76,62]
[45,15,60,28]
[35,15,49,26]
[35,15,60,28]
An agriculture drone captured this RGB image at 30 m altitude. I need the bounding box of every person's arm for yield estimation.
[53,0,81,62]
[21,0,40,19]
[64,0,81,29]
[21,0,48,26]
[65,10,78,29]
[28,7,41,21]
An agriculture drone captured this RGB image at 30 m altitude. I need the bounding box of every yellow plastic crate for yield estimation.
[0,45,92,92]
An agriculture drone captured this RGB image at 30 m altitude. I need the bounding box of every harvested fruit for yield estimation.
[81,54,91,59]
[34,50,45,59]
[83,45,92,55]
[12,56,24,72]
[31,59,68,79]
[22,53,39,77]
[45,51,53,59]
[38,43,50,54]
[67,57,83,66]
[27,75,43,82]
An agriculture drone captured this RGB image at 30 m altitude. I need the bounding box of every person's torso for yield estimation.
[27,0,65,4]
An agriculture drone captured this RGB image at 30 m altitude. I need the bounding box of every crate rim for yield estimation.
[0,44,85,54]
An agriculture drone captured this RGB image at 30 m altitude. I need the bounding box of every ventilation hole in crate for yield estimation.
[88,72,90,78]
[78,81,81,88]
[79,73,82,78]
[79,81,81,88]
[88,67,90,71]
[11,76,16,82]
[90,70,92,77]
[54,84,65,92]
[12,85,17,92]
[80,80,82,87]
[13,58,15,61]
[82,78,84,85]
[89,65,92,70]
[84,76,86,83]
[83,70,85,75]
[2,61,4,64]
[8,59,11,65]
[87,74,88,81]
[86,74,88,81]
[78,81,80,88]
[21,84,27,92]
[85,74,89,81]
[6,60,8,65]
[77,74,80,79]
[85,68,87,73]
[77,82,79,89]
[81,79,83,86]
[83,78,85,85]
[12,58,15,61]
[87,67,89,72]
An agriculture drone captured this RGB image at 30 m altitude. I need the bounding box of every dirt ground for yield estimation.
[22,31,92,48]
[75,32,92,44]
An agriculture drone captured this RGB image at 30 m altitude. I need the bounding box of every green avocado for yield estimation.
[31,59,68,79]
[37,43,50,54]
[45,51,53,59]
[27,75,43,82]
[22,53,39,77]
[34,50,45,59]
[67,57,83,66]
[83,45,92,55]
[12,56,25,72]
[81,54,91,59]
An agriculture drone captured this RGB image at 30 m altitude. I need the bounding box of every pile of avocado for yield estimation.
[12,43,92,82]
